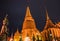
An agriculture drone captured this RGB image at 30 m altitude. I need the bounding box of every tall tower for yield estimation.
[21,6,40,41]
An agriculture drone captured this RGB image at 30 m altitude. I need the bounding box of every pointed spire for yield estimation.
[46,9,50,20]
[11,33,13,38]
[10,33,14,41]
[15,28,20,35]
[22,6,37,30]
[25,6,32,17]
[44,9,55,29]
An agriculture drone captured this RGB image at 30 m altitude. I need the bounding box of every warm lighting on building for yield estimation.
[21,6,41,41]
[41,9,60,41]
[14,28,20,41]
[0,6,60,41]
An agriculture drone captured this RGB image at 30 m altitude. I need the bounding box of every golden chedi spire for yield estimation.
[21,6,41,41]
[44,10,55,29]
[25,6,32,17]
[24,6,33,21]
[22,6,36,29]
[14,28,20,41]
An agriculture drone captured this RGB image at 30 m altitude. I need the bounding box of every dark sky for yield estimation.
[0,0,60,35]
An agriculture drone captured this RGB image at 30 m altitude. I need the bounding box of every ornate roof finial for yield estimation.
[25,6,32,17]
[46,9,50,20]
[44,9,55,29]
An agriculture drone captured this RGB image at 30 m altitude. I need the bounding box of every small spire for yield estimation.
[46,9,50,20]
[44,9,55,29]
[10,33,14,41]
[11,33,13,38]
[25,6,32,17]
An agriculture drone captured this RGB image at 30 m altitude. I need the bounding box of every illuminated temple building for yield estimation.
[21,6,41,41]
[0,6,60,41]
[41,10,60,41]
[14,29,20,41]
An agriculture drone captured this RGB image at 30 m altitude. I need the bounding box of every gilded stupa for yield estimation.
[21,6,41,41]
[14,28,20,41]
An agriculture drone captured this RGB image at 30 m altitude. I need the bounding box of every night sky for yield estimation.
[0,0,60,35]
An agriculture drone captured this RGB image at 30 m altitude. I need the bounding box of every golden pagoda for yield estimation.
[14,28,20,41]
[21,6,41,41]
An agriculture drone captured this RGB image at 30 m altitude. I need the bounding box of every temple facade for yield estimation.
[0,6,60,41]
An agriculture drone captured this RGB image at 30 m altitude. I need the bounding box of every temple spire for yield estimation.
[11,33,13,38]
[14,28,20,41]
[10,33,14,41]
[44,10,55,29]
[25,6,32,17]
[46,10,50,20]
